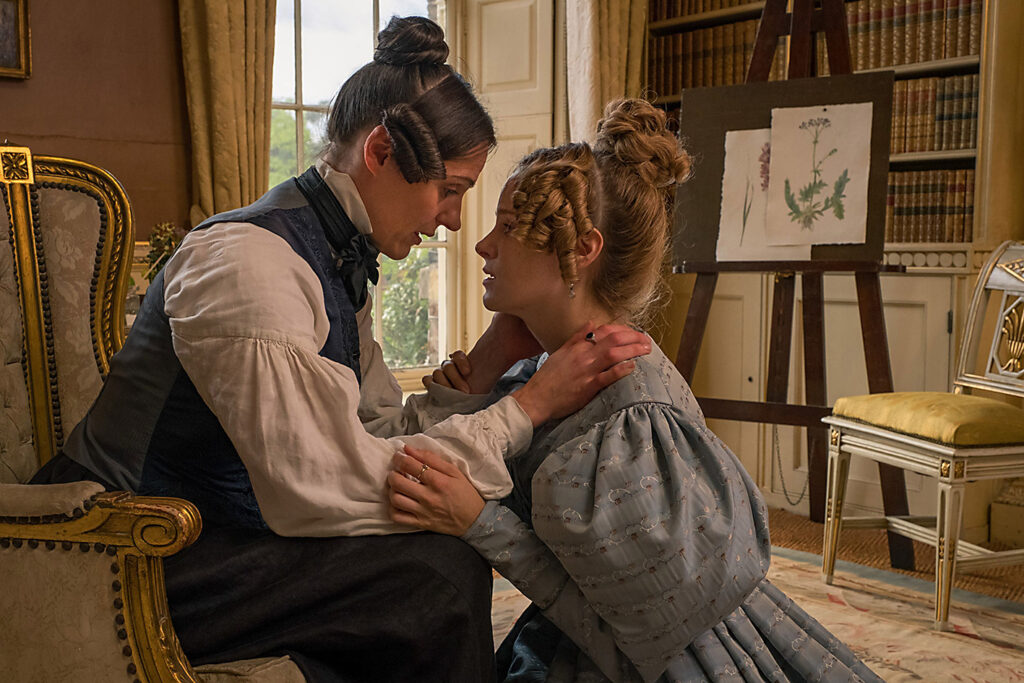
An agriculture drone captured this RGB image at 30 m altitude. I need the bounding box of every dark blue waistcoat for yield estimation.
[63,173,365,529]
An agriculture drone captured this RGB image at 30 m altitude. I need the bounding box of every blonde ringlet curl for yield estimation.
[508,142,600,288]
[504,99,692,326]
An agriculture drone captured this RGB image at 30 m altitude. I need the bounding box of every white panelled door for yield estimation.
[689,273,767,484]
[458,0,554,347]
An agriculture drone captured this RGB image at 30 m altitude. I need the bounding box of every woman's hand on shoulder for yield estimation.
[513,322,651,426]
[388,444,485,536]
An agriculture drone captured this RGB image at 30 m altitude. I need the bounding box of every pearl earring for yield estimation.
[568,281,576,299]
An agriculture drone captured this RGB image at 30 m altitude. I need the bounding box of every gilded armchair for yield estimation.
[0,145,303,682]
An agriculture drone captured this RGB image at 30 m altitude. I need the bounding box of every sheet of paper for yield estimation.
[764,102,873,246]
[717,128,811,261]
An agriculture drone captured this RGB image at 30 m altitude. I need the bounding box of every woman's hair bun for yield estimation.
[594,99,691,189]
[374,16,449,66]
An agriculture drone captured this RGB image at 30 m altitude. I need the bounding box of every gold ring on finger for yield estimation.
[417,464,430,480]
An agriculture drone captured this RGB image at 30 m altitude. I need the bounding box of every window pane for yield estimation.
[419,226,446,242]
[302,110,329,169]
[378,0,432,26]
[272,0,296,103]
[269,109,298,186]
[302,0,372,107]
[378,249,442,368]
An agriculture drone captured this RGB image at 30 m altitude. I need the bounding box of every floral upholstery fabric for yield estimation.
[38,188,105,439]
[0,544,131,680]
[0,203,36,484]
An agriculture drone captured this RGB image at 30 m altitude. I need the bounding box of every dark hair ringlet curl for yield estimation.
[325,16,495,182]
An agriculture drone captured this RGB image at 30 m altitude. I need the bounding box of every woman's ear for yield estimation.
[363,125,392,176]
[576,228,604,269]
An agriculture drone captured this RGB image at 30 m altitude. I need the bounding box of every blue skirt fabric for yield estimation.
[498,579,883,683]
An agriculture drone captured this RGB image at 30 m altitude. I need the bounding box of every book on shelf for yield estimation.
[646,18,792,97]
[842,0,982,68]
[932,77,946,151]
[885,173,896,241]
[891,81,905,154]
[887,73,978,154]
[886,169,974,243]
[962,169,974,243]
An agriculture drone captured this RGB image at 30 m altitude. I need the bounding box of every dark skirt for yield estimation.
[33,454,496,683]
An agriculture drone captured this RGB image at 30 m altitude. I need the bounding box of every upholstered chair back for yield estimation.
[956,241,1024,402]
[0,145,133,483]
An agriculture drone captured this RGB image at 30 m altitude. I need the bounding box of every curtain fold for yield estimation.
[179,0,276,226]
[565,0,647,142]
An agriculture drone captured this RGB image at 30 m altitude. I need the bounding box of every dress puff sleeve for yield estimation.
[464,400,771,683]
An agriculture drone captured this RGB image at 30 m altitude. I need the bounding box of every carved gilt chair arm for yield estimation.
[0,484,203,683]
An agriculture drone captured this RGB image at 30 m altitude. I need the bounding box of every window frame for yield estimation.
[271,0,460,391]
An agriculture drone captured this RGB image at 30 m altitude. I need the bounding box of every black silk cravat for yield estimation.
[294,166,380,310]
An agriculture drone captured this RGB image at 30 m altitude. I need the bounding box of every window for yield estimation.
[271,0,450,379]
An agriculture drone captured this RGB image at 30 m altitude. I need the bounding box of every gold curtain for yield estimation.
[178,0,276,226]
[565,0,647,142]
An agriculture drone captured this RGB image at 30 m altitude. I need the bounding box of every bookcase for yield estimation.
[647,0,1024,273]
[647,0,1024,529]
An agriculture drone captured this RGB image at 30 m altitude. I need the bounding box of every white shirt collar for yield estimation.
[316,159,373,236]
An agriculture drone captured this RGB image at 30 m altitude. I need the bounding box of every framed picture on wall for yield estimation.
[0,0,30,79]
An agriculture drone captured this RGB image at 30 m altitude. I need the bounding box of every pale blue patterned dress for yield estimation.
[456,344,883,683]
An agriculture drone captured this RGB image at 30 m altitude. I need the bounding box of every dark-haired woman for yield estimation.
[31,16,650,682]
[391,99,883,682]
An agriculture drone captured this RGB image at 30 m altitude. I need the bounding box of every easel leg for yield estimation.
[855,271,915,570]
[766,273,796,404]
[802,272,827,522]
[675,272,719,385]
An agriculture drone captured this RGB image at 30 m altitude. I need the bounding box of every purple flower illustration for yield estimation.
[758,142,771,192]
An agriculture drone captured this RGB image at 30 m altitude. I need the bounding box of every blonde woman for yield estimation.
[389,99,882,682]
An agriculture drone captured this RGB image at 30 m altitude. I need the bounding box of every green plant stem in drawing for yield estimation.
[741,175,753,245]
[783,117,849,230]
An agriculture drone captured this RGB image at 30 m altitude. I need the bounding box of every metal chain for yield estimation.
[772,425,808,506]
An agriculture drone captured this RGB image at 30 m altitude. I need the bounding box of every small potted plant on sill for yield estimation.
[125,221,187,320]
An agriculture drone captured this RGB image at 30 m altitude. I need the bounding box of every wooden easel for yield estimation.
[675,0,915,570]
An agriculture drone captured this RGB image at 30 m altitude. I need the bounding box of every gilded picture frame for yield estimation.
[0,0,30,79]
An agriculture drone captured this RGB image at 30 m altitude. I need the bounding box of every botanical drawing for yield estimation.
[783,117,850,230]
[717,128,810,262]
[765,102,872,247]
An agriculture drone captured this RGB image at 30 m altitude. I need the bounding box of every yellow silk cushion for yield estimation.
[833,392,1024,447]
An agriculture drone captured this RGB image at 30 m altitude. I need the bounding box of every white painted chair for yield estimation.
[821,240,1024,630]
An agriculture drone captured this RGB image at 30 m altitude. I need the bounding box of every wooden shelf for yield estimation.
[889,149,977,169]
[649,2,766,35]
[857,55,981,80]
[885,242,972,250]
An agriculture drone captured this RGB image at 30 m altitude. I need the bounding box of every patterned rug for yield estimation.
[768,507,1024,603]
[491,547,1024,681]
